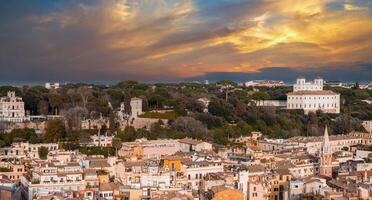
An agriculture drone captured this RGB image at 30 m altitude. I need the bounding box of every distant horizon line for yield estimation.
[0,79,369,87]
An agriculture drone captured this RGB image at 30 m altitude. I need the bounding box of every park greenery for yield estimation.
[0,80,371,151]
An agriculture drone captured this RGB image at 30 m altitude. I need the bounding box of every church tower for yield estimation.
[319,125,332,177]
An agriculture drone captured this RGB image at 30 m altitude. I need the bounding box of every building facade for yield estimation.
[117,97,143,122]
[0,91,26,122]
[287,76,340,114]
[319,127,332,177]
[362,120,372,133]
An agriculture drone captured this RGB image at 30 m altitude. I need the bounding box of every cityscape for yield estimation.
[1,1,372,200]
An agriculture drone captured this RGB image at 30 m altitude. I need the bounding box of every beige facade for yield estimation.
[287,77,340,114]
[362,120,372,133]
[0,91,26,122]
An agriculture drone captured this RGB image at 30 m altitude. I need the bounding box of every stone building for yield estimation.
[0,91,26,122]
[319,126,332,177]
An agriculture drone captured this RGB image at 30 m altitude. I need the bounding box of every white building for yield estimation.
[293,76,323,92]
[140,173,171,188]
[288,177,328,200]
[20,161,85,199]
[118,97,143,121]
[0,142,58,160]
[252,100,287,108]
[45,82,60,89]
[286,132,366,155]
[179,138,213,152]
[88,135,114,147]
[0,91,26,122]
[362,120,372,133]
[244,80,286,87]
[287,76,340,114]
[183,161,224,190]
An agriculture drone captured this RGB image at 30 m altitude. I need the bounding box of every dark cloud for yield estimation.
[188,63,372,83]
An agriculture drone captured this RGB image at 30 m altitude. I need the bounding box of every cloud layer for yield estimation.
[0,0,371,82]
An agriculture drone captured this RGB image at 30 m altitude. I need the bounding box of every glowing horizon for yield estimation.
[0,0,371,81]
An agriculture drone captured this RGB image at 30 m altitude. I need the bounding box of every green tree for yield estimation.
[172,117,207,139]
[117,80,138,90]
[195,113,225,129]
[48,93,63,114]
[38,146,49,160]
[112,137,122,156]
[208,99,236,122]
[216,80,237,87]
[251,92,271,100]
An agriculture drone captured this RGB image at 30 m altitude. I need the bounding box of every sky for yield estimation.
[0,0,372,83]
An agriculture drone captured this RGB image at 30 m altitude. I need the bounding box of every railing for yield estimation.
[33,179,84,185]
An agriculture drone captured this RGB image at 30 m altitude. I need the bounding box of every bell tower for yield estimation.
[319,126,332,177]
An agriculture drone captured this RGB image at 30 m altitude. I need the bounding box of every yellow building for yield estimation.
[132,146,143,157]
[268,169,292,200]
[212,188,244,200]
[162,156,183,172]
[97,170,110,184]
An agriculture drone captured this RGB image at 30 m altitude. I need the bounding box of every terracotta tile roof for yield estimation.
[276,160,296,169]
[246,164,266,173]
[84,169,97,175]
[99,182,119,191]
[0,174,12,184]
[276,168,291,175]
[90,159,110,168]
[287,90,338,95]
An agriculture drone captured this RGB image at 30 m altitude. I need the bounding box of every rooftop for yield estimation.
[287,90,338,95]
[179,138,204,145]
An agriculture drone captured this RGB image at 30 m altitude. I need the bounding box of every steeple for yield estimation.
[319,125,333,177]
[321,125,331,155]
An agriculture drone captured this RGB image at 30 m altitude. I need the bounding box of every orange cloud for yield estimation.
[1,0,371,80]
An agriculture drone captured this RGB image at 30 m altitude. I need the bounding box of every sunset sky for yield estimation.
[1,0,372,82]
